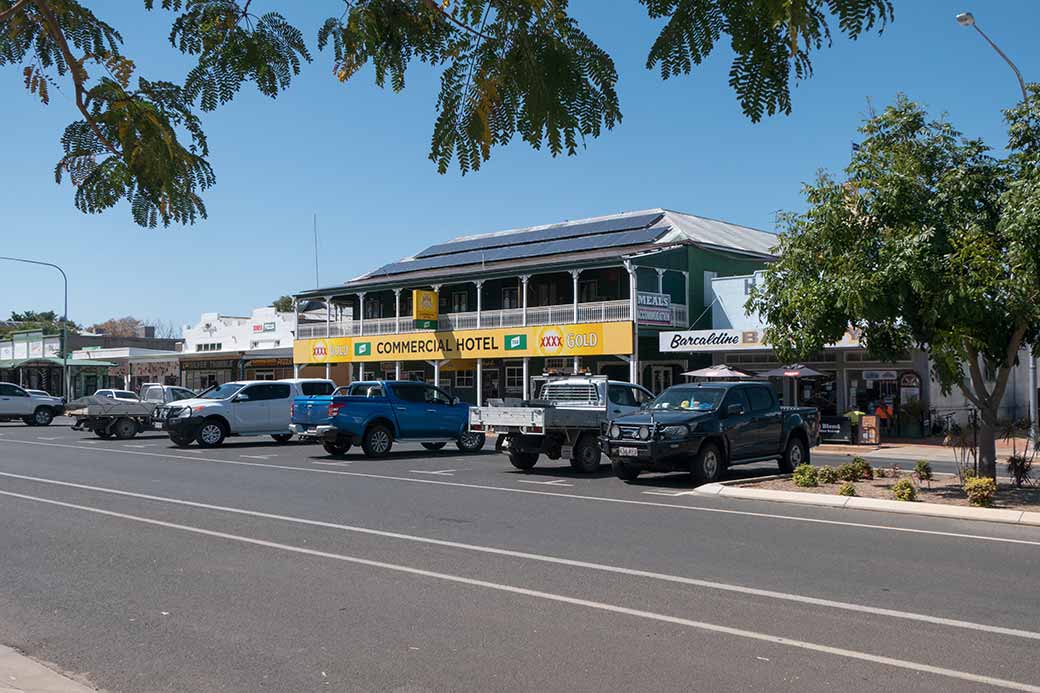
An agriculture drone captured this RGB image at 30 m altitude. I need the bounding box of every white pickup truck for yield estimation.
[0,382,64,426]
[469,375,654,473]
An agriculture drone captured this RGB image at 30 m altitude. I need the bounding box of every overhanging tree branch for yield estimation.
[0,0,28,22]
[421,0,489,39]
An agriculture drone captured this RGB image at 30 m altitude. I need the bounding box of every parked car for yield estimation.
[140,384,197,405]
[601,381,820,483]
[0,382,65,426]
[468,375,653,472]
[153,378,336,448]
[94,389,140,402]
[291,380,485,458]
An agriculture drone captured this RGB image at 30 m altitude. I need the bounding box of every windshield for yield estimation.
[113,390,138,400]
[199,383,245,400]
[142,387,164,402]
[649,387,725,412]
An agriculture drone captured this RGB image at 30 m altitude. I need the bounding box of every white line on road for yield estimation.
[239,455,275,460]
[410,469,457,476]
[35,437,61,441]
[517,479,573,487]
[0,487,1036,692]
[4,439,1039,546]
[0,469,1035,643]
[311,460,352,467]
[642,490,699,497]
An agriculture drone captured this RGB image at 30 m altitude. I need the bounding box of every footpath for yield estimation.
[817,436,1032,463]
[0,646,93,693]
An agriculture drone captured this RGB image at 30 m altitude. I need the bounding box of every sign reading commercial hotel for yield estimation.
[412,289,438,329]
[295,322,632,364]
[636,292,672,326]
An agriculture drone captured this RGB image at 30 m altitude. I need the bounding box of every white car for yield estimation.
[153,378,336,448]
[0,382,65,426]
[94,389,140,402]
[140,384,197,405]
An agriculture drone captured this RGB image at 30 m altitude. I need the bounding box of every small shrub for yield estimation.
[964,477,997,507]
[1006,455,1032,488]
[914,460,933,481]
[874,466,887,478]
[792,464,818,488]
[852,458,873,480]
[892,478,916,502]
[838,481,856,497]
[817,466,839,484]
[837,463,860,482]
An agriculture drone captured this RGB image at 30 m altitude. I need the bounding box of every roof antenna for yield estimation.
[313,212,320,288]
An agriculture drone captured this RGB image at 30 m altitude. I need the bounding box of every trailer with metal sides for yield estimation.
[67,396,159,439]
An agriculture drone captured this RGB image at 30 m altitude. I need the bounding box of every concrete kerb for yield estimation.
[0,645,95,692]
[696,479,1040,527]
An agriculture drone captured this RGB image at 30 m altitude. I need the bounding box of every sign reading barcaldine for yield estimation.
[660,329,761,352]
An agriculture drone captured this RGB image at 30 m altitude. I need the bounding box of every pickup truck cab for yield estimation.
[0,382,64,426]
[291,380,485,458]
[602,381,819,484]
[94,389,140,402]
[154,378,336,448]
[140,384,197,405]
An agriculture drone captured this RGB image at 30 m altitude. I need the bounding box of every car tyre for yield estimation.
[612,459,641,482]
[361,424,393,458]
[570,435,602,473]
[113,417,137,440]
[455,432,486,453]
[508,450,538,471]
[271,433,293,443]
[779,436,808,473]
[95,426,113,439]
[33,407,54,427]
[322,438,352,456]
[169,433,194,447]
[421,442,447,451]
[691,442,724,484]
[196,419,227,448]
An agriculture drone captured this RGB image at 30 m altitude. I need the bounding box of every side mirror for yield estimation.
[234,394,250,402]
[726,403,744,417]
[451,396,460,406]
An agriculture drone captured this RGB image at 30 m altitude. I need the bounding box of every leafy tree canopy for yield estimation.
[89,315,144,337]
[271,295,293,312]
[1,310,79,338]
[748,89,1040,476]
[0,0,893,226]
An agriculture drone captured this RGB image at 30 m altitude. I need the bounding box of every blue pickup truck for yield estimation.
[290,380,486,458]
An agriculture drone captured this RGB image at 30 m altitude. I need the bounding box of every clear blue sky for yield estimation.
[1,1,1037,331]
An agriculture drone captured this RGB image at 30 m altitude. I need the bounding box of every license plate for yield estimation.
[561,445,573,459]
[618,446,639,457]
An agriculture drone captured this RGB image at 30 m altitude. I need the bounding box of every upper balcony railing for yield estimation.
[297,299,687,340]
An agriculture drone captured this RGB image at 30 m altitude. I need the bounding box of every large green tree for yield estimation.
[748,90,1040,478]
[0,0,893,227]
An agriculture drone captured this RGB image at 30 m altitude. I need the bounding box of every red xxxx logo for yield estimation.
[540,335,562,347]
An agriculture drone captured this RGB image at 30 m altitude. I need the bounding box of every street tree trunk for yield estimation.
[977,407,999,480]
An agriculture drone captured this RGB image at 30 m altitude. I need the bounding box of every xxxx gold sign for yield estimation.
[294,322,633,364]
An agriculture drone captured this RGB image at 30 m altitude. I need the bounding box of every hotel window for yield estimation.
[364,298,383,319]
[456,370,475,388]
[505,366,524,392]
[579,280,599,302]
[196,343,222,352]
[502,287,519,309]
[452,291,469,313]
[544,357,569,372]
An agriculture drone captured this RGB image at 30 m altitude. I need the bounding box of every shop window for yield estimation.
[544,357,569,372]
[579,280,599,302]
[404,370,426,382]
[452,291,469,313]
[502,287,519,309]
[456,370,475,388]
[505,366,524,392]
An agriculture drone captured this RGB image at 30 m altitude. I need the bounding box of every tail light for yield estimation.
[526,425,544,434]
[290,402,294,417]
[328,402,344,418]
[470,423,485,432]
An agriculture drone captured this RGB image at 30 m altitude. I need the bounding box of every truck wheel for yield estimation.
[779,436,808,473]
[509,451,538,471]
[322,438,352,456]
[421,442,447,451]
[196,420,227,448]
[113,417,137,440]
[169,433,194,447]
[271,433,293,443]
[691,442,724,484]
[612,459,641,482]
[361,424,393,458]
[32,407,54,427]
[570,435,602,473]
[455,432,486,453]
[95,425,113,439]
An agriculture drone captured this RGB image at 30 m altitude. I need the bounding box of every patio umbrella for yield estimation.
[757,364,825,406]
[682,364,757,379]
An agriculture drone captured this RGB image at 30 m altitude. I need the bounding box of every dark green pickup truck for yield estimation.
[601,381,819,483]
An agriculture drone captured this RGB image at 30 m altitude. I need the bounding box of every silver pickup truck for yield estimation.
[469,375,654,473]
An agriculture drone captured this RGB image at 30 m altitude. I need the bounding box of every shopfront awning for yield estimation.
[0,357,116,369]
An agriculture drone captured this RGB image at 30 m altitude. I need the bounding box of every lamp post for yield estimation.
[956,11,1037,444]
[0,256,69,400]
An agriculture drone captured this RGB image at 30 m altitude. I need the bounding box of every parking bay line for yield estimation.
[4,438,1040,547]
[517,479,573,487]
[411,469,457,476]
[0,487,1036,692]
[0,468,1037,644]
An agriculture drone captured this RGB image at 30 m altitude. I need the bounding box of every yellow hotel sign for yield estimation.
[412,289,438,329]
[295,322,633,364]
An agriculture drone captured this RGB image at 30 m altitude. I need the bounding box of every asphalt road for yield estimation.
[0,420,1038,692]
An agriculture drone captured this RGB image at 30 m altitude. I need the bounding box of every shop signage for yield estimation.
[820,416,853,443]
[182,359,237,370]
[252,322,277,333]
[864,370,897,382]
[899,371,921,403]
[244,358,289,367]
[294,322,633,364]
[412,289,438,329]
[661,327,864,353]
[636,292,672,326]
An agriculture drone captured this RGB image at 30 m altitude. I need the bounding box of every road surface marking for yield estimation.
[0,487,1036,693]
[240,455,275,460]
[517,479,573,487]
[1,468,1036,642]
[311,460,352,467]
[643,490,699,497]
[36,437,61,441]
[411,469,456,476]
[3,439,1039,547]
[127,444,154,449]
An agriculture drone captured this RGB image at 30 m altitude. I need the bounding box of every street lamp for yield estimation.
[0,256,69,400]
[956,11,1037,443]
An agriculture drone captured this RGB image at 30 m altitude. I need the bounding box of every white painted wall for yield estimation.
[181,307,296,354]
[710,271,766,331]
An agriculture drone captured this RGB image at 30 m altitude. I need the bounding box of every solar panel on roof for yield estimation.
[368,226,665,277]
[413,211,664,259]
